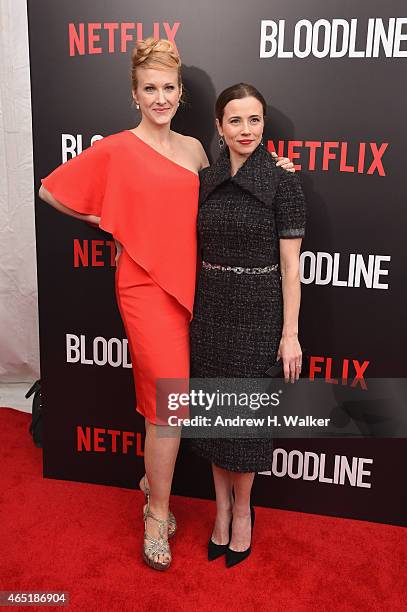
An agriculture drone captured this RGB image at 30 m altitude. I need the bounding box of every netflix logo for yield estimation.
[309,356,369,390]
[74,239,117,268]
[77,425,144,455]
[69,22,180,56]
[267,140,388,176]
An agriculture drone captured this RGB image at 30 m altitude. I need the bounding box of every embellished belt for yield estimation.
[202,261,279,275]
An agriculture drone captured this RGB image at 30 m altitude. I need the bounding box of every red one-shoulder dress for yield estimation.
[42,131,199,424]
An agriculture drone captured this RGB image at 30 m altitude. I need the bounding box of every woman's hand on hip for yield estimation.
[278,335,302,383]
[114,239,123,264]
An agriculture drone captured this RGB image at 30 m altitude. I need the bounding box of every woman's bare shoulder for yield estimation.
[172,132,202,151]
[177,134,209,168]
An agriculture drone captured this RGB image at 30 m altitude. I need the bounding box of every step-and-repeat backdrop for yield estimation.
[28,0,406,526]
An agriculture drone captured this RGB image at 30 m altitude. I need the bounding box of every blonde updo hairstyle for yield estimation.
[131,38,182,97]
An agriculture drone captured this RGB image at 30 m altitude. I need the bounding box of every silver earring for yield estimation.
[135,102,140,110]
[219,136,225,149]
[261,137,264,146]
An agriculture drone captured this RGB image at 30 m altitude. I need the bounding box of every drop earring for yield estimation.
[219,136,225,149]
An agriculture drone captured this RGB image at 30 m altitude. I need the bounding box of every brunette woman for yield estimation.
[190,83,306,567]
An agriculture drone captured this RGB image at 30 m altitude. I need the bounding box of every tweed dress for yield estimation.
[189,144,306,472]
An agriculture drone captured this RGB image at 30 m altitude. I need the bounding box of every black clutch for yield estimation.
[265,350,309,378]
[264,358,284,377]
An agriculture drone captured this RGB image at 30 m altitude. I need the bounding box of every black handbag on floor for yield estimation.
[25,379,42,448]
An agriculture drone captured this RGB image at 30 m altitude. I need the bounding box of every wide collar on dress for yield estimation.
[199,143,281,206]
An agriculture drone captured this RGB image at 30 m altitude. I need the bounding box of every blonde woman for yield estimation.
[39,39,294,571]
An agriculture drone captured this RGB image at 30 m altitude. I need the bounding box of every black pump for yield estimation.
[225,506,255,568]
[208,521,232,561]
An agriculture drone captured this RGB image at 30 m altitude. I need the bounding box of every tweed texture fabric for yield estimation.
[190,144,306,472]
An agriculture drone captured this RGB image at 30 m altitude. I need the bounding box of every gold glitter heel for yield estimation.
[139,474,177,538]
[143,501,172,571]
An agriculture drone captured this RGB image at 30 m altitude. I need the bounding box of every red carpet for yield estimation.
[0,407,405,612]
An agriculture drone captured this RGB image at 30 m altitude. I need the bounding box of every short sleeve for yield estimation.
[274,170,306,238]
[41,139,109,218]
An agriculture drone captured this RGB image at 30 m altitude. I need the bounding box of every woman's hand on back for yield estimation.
[114,239,123,264]
[271,151,296,172]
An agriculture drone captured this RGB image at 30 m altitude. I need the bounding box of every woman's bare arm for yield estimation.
[278,237,303,382]
[38,184,101,226]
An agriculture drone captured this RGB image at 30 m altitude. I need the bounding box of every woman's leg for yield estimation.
[143,419,181,563]
[211,463,234,544]
[229,472,255,551]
